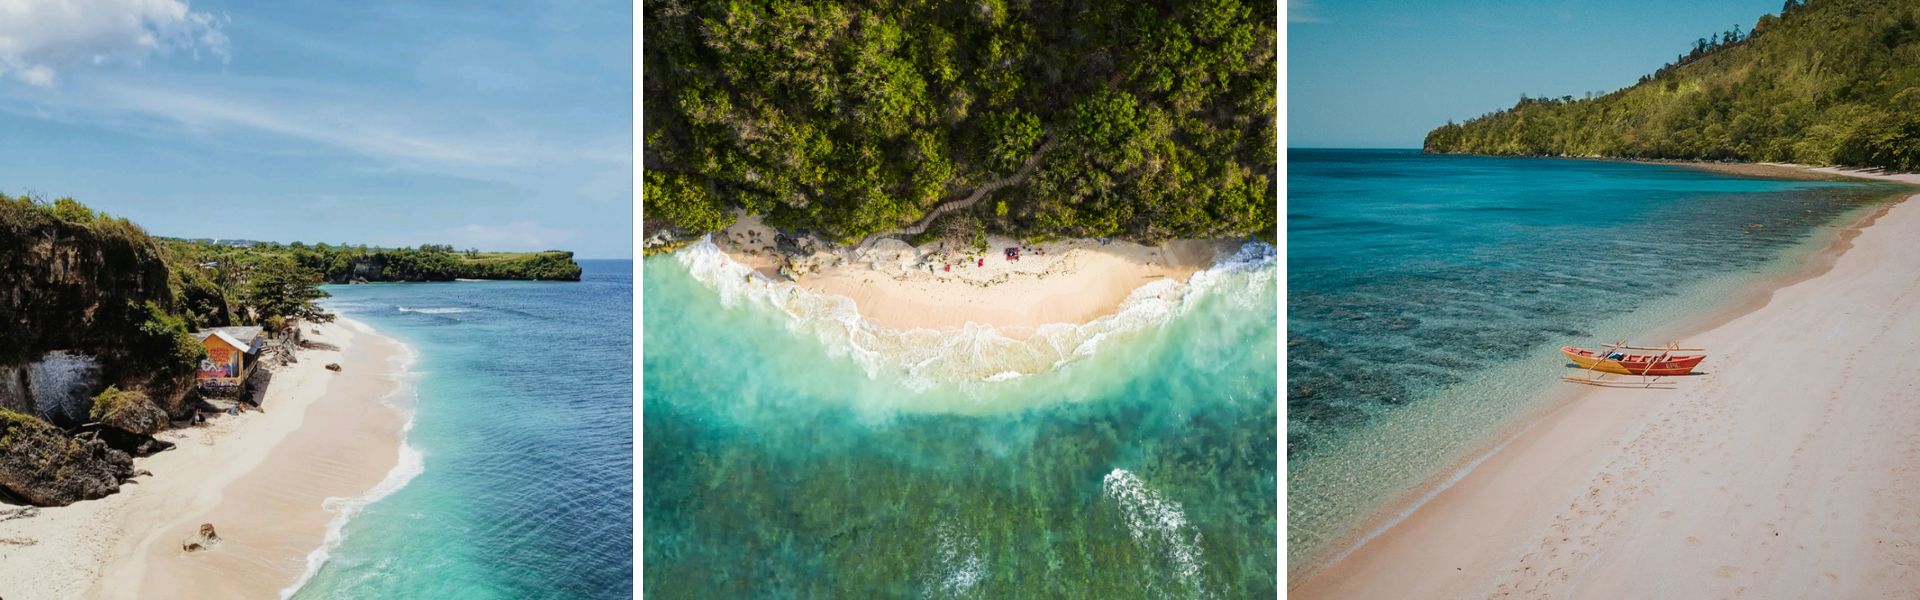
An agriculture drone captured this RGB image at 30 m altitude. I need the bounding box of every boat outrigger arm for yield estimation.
[1560,340,1706,389]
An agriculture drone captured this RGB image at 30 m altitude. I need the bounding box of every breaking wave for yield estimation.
[397,306,470,314]
[673,236,1273,389]
[1103,469,1209,598]
[280,327,426,599]
[923,521,988,599]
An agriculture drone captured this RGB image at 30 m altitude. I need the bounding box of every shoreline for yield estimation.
[1294,168,1920,597]
[1291,188,1900,579]
[0,318,411,599]
[713,214,1239,331]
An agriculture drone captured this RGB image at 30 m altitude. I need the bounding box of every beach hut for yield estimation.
[193,326,265,395]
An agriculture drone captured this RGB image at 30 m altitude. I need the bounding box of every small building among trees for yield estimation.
[193,326,265,395]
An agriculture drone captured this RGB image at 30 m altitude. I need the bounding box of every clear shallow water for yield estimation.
[292,260,632,599]
[1287,149,1904,567]
[643,244,1278,598]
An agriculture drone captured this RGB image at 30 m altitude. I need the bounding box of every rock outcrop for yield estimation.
[93,388,170,436]
[181,523,221,552]
[0,411,136,506]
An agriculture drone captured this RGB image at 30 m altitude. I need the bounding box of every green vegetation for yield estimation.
[1426,0,1920,171]
[89,386,145,422]
[4,193,582,431]
[165,239,583,285]
[644,0,1277,243]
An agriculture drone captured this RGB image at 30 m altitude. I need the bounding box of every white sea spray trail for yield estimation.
[279,319,427,599]
[1103,469,1209,599]
[923,521,988,599]
[674,236,1275,389]
[397,306,470,314]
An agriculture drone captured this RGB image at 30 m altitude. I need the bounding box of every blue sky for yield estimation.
[1289,0,1787,148]
[0,1,632,258]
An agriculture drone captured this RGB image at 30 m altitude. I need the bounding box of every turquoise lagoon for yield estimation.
[643,239,1279,598]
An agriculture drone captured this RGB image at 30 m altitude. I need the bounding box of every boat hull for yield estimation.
[1560,346,1705,376]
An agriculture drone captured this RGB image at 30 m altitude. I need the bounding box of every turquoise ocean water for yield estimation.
[290,260,632,599]
[644,239,1278,597]
[1287,149,1905,569]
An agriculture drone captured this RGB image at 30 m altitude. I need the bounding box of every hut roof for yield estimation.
[197,326,265,354]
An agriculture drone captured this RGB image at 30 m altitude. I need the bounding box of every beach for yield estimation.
[1294,169,1920,598]
[715,214,1234,330]
[0,319,409,600]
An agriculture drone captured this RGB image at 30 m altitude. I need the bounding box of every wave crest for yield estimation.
[674,236,1273,388]
[1103,469,1209,598]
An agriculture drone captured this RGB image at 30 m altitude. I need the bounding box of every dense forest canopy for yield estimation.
[1426,0,1920,171]
[644,0,1278,243]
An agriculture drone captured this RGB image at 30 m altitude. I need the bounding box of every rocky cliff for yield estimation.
[1,197,196,505]
[1,199,199,422]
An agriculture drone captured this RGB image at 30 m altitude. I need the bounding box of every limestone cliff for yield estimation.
[0,199,199,422]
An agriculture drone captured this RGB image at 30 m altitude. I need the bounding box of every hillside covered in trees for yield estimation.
[164,240,583,285]
[643,0,1277,244]
[1426,0,1920,170]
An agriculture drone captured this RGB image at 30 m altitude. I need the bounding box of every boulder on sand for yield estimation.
[182,523,221,552]
[91,387,169,436]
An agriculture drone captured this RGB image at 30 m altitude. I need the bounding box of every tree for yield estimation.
[242,256,333,323]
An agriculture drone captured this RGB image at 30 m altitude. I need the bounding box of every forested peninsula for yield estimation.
[643,0,1277,245]
[1426,0,1920,171]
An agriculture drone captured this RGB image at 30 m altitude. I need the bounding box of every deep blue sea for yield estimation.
[1287,149,1903,568]
[290,260,632,599]
[644,240,1278,598]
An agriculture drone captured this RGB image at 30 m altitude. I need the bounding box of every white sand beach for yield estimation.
[0,320,409,600]
[715,214,1235,331]
[1294,169,1920,598]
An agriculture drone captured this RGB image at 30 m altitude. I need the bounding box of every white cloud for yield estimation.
[0,0,229,87]
[93,80,523,167]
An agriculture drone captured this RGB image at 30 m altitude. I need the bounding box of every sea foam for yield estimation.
[1102,469,1209,598]
[397,306,470,314]
[674,236,1274,391]
[279,333,427,599]
[924,522,988,598]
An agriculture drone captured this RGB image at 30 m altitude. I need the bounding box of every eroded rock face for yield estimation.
[0,414,135,506]
[0,353,105,428]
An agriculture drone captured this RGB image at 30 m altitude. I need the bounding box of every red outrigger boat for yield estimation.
[1561,341,1706,388]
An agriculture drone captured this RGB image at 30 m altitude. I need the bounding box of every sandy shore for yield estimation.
[1295,169,1920,598]
[0,319,409,600]
[715,214,1235,331]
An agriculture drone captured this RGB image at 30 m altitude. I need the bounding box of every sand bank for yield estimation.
[1295,170,1920,598]
[0,319,409,600]
[715,214,1235,331]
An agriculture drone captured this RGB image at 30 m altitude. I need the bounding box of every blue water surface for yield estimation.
[1286,148,1902,565]
[295,260,632,599]
[643,247,1278,598]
